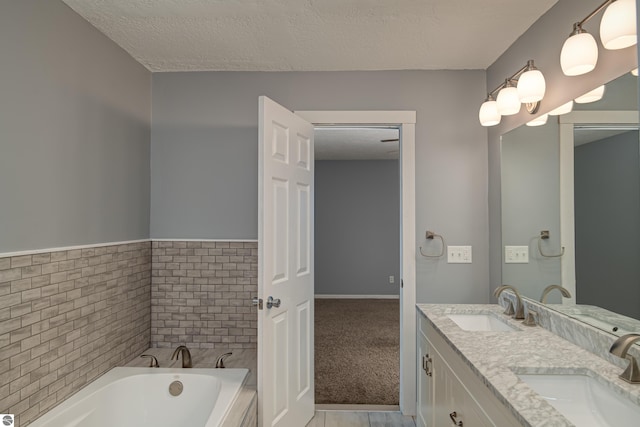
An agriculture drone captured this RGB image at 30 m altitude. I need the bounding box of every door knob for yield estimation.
[266,296,281,309]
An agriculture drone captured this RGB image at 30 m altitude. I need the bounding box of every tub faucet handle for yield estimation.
[215,352,233,368]
[141,354,159,368]
[171,345,193,368]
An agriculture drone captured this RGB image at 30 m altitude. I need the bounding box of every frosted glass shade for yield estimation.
[575,85,605,103]
[560,32,598,76]
[517,69,546,103]
[526,114,549,127]
[548,100,574,116]
[632,68,639,76]
[479,100,501,126]
[496,86,521,115]
[600,0,637,50]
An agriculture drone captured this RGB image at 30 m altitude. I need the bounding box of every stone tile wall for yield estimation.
[150,241,258,349]
[0,242,151,427]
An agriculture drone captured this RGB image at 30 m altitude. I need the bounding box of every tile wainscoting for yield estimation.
[0,241,151,426]
[150,241,257,349]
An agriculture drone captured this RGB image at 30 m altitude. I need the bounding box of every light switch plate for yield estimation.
[448,246,472,263]
[505,246,529,263]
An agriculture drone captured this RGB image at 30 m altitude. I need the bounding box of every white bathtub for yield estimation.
[29,367,249,427]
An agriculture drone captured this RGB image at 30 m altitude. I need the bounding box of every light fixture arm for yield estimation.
[485,60,538,98]
[575,0,615,30]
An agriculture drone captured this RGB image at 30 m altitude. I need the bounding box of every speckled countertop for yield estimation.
[417,304,640,427]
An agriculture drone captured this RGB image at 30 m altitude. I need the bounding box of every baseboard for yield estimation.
[314,294,399,299]
[315,404,400,412]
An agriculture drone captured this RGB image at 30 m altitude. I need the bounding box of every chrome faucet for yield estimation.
[540,285,572,303]
[609,333,640,383]
[171,345,193,368]
[140,354,160,368]
[215,352,233,368]
[493,285,525,320]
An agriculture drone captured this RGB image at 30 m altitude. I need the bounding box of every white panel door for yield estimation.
[258,96,314,427]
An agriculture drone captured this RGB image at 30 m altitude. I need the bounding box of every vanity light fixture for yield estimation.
[561,0,637,77]
[478,60,546,126]
[526,114,549,127]
[548,100,574,116]
[600,0,637,50]
[479,94,501,126]
[632,68,639,76]
[496,79,521,115]
[574,85,606,103]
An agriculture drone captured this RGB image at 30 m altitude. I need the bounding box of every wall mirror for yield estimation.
[500,69,640,336]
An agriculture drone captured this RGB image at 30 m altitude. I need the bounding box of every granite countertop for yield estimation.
[417,304,640,427]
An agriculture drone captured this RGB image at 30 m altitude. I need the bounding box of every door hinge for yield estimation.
[401,279,404,288]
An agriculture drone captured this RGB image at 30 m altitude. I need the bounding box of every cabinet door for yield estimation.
[417,331,434,427]
[435,351,494,427]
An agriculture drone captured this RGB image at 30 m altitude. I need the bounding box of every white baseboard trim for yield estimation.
[314,294,400,299]
[0,239,151,258]
[152,238,258,243]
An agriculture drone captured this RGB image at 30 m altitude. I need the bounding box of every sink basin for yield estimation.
[446,313,517,332]
[518,373,640,426]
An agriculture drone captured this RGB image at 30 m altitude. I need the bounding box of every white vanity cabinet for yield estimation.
[417,311,520,427]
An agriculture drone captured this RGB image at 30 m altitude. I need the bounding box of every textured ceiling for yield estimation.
[61,0,558,72]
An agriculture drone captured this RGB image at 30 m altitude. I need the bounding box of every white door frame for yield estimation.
[295,110,417,415]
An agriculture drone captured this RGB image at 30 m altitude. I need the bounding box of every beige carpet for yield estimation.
[314,298,400,405]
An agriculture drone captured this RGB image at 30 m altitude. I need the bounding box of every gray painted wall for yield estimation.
[575,131,640,318]
[500,122,562,301]
[487,0,639,295]
[315,160,399,296]
[0,1,151,253]
[151,70,490,304]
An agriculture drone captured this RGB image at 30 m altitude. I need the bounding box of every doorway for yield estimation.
[313,126,401,406]
[295,110,417,415]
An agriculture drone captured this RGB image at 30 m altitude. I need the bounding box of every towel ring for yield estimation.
[419,231,446,258]
[537,230,565,258]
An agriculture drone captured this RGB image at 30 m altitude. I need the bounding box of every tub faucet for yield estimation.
[609,333,640,383]
[215,352,233,368]
[540,285,572,303]
[493,285,525,320]
[140,354,160,368]
[171,345,193,368]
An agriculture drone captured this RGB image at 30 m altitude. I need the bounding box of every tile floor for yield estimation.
[306,411,416,427]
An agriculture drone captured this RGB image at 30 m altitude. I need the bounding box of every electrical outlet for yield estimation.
[505,246,529,263]
[389,275,395,284]
[447,246,472,263]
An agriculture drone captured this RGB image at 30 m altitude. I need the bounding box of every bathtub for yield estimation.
[29,367,249,427]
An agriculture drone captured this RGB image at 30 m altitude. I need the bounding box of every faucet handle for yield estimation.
[216,352,233,368]
[522,309,538,327]
[140,354,159,368]
[502,300,515,316]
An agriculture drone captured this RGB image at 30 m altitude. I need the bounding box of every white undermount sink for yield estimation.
[446,313,517,332]
[518,373,640,426]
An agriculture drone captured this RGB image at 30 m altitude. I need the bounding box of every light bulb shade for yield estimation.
[517,69,546,103]
[575,85,605,103]
[600,0,637,50]
[479,100,501,126]
[496,86,521,115]
[548,100,574,116]
[526,114,549,127]
[632,68,639,76]
[560,32,598,76]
